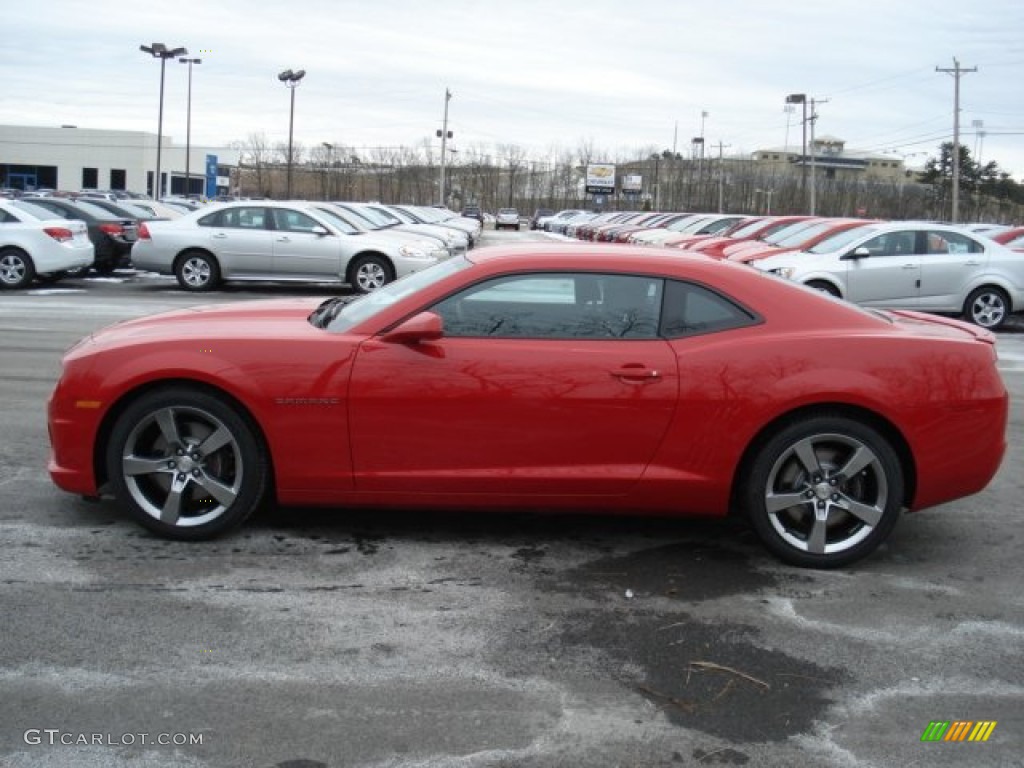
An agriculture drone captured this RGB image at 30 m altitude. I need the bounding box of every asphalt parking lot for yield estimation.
[1,229,1022,767]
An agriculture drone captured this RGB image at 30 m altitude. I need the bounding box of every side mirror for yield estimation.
[379,311,444,344]
[842,246,871,261]
[311,226,329,236]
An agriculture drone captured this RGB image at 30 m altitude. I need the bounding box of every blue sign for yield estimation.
[205,154,217,199]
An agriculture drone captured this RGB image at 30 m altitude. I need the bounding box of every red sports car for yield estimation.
[48,244,1008,568]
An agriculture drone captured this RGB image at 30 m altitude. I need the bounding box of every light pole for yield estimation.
[141,43,188,199]
[179,57,201,197]
[322,142,333,200]
[436,88,452,206]
[785,93,807,211]
[278,68,306,199]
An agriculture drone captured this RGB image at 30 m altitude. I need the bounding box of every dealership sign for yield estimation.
[621,174,642,193]
[585,163,616,195]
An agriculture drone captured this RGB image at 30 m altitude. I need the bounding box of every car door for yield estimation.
[270,207,344,278]
[202,206,274,276]
[844,229,922,307]
[917,230,988,311]
[347,273,679,496]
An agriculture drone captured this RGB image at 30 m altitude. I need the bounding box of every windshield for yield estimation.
[808,224,882,254]
[729,218,774,238]
[312,206,363,235]
[11,200,60,220]
[325,256,471,332]
[774,220,843,247]
[762,219,819,245]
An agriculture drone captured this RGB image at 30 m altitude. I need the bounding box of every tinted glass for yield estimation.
[660,280,756,337]
[433,273,662,339]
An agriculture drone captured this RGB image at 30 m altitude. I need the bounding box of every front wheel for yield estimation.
[964,286,1009,330]
[105,387,268,540]
[806,280,840,298]
[175,251,221,291]
[0,247,35,289]
[743,416,904,568]
[349,255,393,294]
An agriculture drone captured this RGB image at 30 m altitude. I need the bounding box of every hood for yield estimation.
[84,298,325,350]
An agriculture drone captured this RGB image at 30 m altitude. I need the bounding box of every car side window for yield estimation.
[272,209,321,233]
[206,207,268,230]
[660,280,756,337]
[860,231,916,257]
[924,230,982,255]
[0,210,16,223]
[432,273,662,339]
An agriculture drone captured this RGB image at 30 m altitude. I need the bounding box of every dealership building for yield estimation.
[0,124,237,197]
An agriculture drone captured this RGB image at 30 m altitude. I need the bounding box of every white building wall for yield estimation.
[0,124,237,195]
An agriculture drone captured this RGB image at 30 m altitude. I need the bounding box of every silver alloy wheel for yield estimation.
[120,405,244,528]
[181,256,212,288]
[763,432,887,556]
[0,252,28,285]
[354,261,387,291]
[969,290,1007,328]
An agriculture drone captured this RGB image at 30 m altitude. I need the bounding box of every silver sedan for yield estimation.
[131,201,450,293]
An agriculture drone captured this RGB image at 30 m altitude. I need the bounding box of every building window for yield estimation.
[110,169,126,190]
[82,167,98,189]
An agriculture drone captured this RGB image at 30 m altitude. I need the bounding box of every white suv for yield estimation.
[753,221,1024,329]
[495,208,520,231]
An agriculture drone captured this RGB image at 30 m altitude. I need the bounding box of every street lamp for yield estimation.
[785,93,808,210]
[278,68,306,199]
[179,57,201,197]
[140,43,188,199]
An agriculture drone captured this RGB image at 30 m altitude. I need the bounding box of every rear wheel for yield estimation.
[0,247,35,289]
[175,251,221,291]
[744,415,903,568]
[964,286,1009,329]
[105,387,267,540]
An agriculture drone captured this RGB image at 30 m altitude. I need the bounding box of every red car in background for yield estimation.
[48,244,1007,569]
[662,216,761,249]
[685,216,814,259]
[729,219,876,264]
[988,226,1024,251]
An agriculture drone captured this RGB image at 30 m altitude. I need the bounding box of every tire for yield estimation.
[0,247,36,289]
[515,224,520,231]
[806,280,841,298]
[175,250,221,291]
[963,286,1009,330]
[743,415,903,568]
[349,254,393,294]
[105,387,268,540]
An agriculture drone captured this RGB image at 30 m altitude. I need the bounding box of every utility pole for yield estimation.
[809,97,829,216]
[715,141,730,213]
[437,88,452,207]
[785,94,808,212]
[936,58,976,223]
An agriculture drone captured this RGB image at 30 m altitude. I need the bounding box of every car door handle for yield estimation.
[276,236,291,243]
[964,260,981,266]
[212,233,228,239]
[611,366,660,381]
[901,263,917,269]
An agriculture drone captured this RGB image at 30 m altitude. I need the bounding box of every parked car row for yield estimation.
[540,208,1024,330]
[131,201,481,292]
[0,197,482,293]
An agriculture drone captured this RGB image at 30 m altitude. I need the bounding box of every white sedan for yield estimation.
[131,201,450,293]
[0,199,94,288]
[753,221,1024,329]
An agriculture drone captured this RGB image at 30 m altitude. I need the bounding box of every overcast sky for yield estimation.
[2,0,1022,177]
